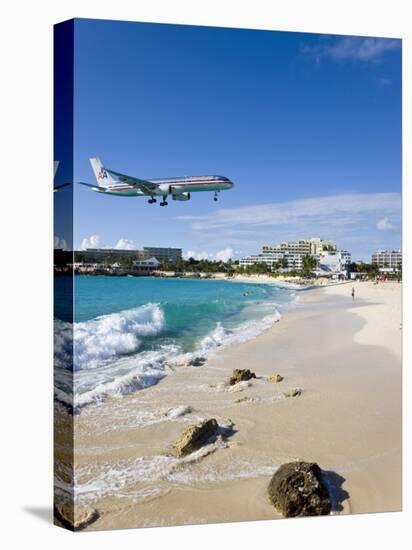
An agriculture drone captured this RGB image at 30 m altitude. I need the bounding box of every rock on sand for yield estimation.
[54,502,99,530]
[269,373,284,383]
[267,461,331,517]
[283,388,302,398]
[173,418,219,457]
[229,369,256,386]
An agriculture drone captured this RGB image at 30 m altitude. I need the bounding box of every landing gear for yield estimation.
[160,196,168,206]
[148,197,157,204]
[213,191,219,202]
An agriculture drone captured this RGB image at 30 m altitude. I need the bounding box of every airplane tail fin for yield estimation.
[90,158,116,188]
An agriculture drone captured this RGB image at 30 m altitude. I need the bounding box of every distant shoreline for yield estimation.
[70,269,348,289]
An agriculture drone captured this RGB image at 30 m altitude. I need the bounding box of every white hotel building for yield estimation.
[239,238,351,274]
[371,250,402,270]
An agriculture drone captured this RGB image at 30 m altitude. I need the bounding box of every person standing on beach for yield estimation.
[351,287,355,301]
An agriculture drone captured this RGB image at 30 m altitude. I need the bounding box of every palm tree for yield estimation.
[302,254,317,276]
[160,260,170,271]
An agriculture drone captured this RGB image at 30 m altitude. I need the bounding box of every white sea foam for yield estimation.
[80,404,198,435]
[54,302,283,410]
[66,443,280,504]
[198,309,281,353]
[67,440,223,503]
[74,303,164,370]
[63,348,173,410]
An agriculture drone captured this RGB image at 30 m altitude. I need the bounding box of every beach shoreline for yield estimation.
[68,280,402,529]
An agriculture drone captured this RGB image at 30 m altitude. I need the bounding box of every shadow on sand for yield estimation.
[323,470,350,512]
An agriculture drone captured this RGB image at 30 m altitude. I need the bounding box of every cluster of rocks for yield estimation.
[169,398,332,519]
[228,369,286,386]
[61,364,334,529]
[224,369,331,517]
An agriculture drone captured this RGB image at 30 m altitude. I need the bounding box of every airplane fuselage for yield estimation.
[79,158,235,206]
[101,175,234,196]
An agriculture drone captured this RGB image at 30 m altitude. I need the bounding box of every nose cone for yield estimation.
[228,180,235,189]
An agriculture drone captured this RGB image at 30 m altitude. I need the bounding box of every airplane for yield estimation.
[53,161,70,192]
[78,158,234,206]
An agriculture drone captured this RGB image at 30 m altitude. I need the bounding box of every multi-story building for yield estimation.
[143,247,182,264]
[262,237,335,257]
[76,248,144,264]
[76,246,182,265]
[239,251,304,271]
[371,250,402,270]
[239,252,284,270]
[240,237,346,274]
[340,250,352,267]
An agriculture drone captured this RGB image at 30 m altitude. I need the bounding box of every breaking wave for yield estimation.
[74,303,164,370]
[54,301,283,411]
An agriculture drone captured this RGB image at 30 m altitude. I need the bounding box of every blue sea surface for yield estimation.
[55,276,295,410]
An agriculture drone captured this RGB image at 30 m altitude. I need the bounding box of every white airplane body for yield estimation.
[79,158,234,205]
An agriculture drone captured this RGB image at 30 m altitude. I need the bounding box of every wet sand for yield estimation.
[69,281,402,530]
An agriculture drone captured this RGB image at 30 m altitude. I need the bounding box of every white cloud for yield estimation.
[54,235,68,250]
[215,248,234,262]
[376,216,393,230]
[303,37,400,63]
[79,236,138,250]
[178,193,401,231]
[177,192,401,257]
[184,250,207,260]
[80,235,100,249]
[184,248,235,262]
[114,238,136,250]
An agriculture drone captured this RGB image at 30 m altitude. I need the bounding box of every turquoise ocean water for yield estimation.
[55,276,295,410]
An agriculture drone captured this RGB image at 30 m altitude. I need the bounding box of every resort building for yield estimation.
[262,237,336,257]
[143,247,182,264]
[239,252,285,270]
[240,237,346,273]
[132,257,161,271]
[76,246,182,265]
[371,250,402,270]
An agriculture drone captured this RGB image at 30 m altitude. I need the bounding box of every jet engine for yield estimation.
[172,192,191,201]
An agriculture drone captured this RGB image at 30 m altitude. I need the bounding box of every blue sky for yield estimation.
[73,19,401,261]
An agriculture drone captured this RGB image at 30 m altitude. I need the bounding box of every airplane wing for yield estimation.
[53,183,70,192]
[103,167,159,195]
[78,182,104,191]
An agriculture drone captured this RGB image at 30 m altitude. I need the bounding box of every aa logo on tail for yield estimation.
[98,169,108,179]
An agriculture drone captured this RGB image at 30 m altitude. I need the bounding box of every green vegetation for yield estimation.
[242,263,270,275]
[182,257,234,273]
[348,261,401,281]
[348,262,379,280]
[74,251,403,283]
[301,254,317,277]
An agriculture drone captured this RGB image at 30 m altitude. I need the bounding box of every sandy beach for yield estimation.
[65,280,402,529]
